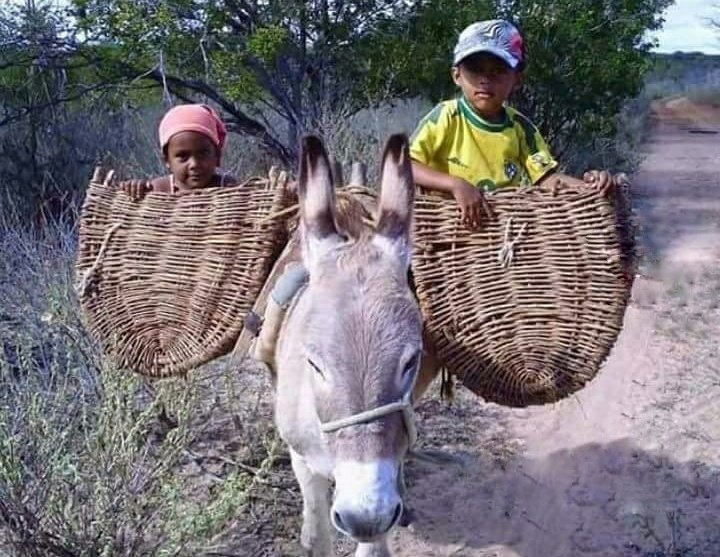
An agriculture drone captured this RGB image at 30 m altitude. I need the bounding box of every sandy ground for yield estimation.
[384,103,720,557]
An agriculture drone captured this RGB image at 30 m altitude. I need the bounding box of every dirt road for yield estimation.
[390,104,720,557]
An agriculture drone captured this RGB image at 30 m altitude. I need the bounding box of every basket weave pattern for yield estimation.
[76,169,292,377]
[76,170,635,405]
[412,183,635,407]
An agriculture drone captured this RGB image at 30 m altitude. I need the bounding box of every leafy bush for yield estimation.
[2,0,674,174]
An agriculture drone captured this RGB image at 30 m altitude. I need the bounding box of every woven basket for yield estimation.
[76,168,293,377]
[412,180,636,407]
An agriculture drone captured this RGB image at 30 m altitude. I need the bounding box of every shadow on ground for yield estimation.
[402,438,720,557]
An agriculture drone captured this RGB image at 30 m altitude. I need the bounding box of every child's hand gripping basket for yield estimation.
[75,168,293,377]
[412,178,636,407]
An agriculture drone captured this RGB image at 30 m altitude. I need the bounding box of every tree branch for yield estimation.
[146,69,295,163]
[0,82,117,128]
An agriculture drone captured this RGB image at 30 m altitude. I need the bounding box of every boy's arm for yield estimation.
[411,160,493,229]
[514,111,612,194]
[537,170,615,196]
[411,159,462,195]
[537,171,582,187]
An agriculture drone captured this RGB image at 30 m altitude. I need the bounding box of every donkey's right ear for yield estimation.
[373,134,415,267]
[297,135,343,267]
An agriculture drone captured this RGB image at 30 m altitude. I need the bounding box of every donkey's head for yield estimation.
[297,134,422,542]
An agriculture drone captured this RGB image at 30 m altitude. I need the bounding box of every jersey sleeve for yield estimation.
[409,103,446,165]
[513,112,559,184]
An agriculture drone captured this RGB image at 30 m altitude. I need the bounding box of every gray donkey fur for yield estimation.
[273,134,435,557]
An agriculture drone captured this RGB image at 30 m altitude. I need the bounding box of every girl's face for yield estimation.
[452,53,522,122]
[164,131,219,189]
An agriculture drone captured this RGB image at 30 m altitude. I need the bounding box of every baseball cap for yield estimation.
[453,20,524,69]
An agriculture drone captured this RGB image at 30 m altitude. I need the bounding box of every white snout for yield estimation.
[331,459,403,542]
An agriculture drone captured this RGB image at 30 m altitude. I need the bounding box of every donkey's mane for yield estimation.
[333,188,377,241]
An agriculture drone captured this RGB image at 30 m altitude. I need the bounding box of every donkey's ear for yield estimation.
[298,135,343,267]
[373,134,415,266]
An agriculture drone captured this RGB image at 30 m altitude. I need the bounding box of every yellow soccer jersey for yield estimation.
[410,98,558,191]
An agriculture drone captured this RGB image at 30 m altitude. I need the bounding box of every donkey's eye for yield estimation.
[308,358,326,379]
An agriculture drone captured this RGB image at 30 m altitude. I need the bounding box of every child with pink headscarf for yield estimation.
[120,104,237,199]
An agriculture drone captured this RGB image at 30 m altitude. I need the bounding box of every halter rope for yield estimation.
[319,387,418,448]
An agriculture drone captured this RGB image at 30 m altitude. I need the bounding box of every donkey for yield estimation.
[274,134,435,557]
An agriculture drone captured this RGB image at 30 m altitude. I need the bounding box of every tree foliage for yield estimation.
[0,1,159,219]
[1,0,674,168]
[68,0,417,163]
[364,0,673,167]
[505,0,673,164]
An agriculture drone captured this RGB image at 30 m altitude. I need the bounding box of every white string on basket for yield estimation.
[497,217,528,269]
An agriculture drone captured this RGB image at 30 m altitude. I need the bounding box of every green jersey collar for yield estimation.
[458,97,512,132]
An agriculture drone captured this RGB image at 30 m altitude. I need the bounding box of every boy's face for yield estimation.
[452,53,521,121]
[164,131,219,189]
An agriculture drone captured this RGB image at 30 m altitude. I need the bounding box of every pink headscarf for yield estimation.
[158,104,228,161]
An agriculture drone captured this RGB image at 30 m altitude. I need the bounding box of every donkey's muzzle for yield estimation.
[331,459,404,541]
[331,500,403,542]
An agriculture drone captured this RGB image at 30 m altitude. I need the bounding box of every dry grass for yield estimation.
[0,217,303,557]
[626,510,691,557]
[686,87,720,108]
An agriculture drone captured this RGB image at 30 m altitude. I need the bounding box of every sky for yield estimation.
[653,0,720,54]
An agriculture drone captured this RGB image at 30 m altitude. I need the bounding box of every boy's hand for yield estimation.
[119,179,152,201]
[583,170,615,196]
[451,179,494,229]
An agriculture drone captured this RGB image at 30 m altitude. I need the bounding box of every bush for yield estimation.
[0,103,279,224]
[0,216,290,557]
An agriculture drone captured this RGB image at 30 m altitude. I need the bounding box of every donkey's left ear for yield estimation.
[373,134,415,267]
[297,135,344,269]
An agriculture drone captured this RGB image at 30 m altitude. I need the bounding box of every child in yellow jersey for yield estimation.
[410,20,615,228]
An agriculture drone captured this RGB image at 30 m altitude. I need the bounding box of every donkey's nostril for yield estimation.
[331,503,401,541]
[390,502,403,527]
[332,510,346,532]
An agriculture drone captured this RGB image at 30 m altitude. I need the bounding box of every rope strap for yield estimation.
[497,217,528,269]
[76,222,122,297]
[320,389,418,448]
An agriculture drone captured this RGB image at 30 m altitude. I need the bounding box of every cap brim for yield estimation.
[453,46,520,69]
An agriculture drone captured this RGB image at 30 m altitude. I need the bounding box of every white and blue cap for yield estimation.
[453,19,525,69]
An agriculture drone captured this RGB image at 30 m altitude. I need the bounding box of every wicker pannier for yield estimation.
[75,168,293,377]
[242,180,635,408]
[412,179,635,407]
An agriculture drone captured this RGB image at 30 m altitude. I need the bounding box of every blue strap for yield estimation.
[270,263,309,307]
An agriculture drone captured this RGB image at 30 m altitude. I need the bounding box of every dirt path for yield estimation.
[390,106,720,557]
